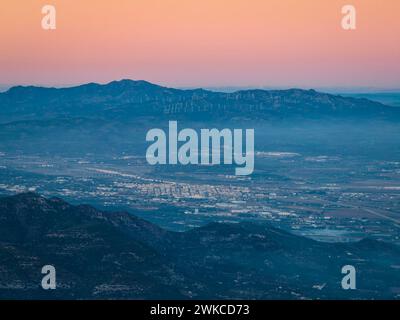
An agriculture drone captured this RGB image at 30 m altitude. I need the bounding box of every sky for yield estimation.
[0,0,399,89]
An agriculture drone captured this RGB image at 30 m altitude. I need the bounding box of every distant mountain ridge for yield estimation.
[0,79,398,122]
[0,192,399,299]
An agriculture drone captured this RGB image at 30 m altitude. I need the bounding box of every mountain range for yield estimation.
[0,79,399,123]
[0,193,399,299]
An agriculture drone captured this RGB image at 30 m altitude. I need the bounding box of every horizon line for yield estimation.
[1,79,400,94]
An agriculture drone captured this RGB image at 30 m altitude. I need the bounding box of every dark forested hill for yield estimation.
[0,193,399,299]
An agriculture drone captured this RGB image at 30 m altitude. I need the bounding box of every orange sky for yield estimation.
[0,0,399,88]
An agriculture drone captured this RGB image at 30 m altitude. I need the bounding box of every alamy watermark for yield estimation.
[145,121,254,176]
[341,5,356,30]
[341,265,356,290]
[41,5,56,30]
[40,4,355,31]
[41,265,56,290]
